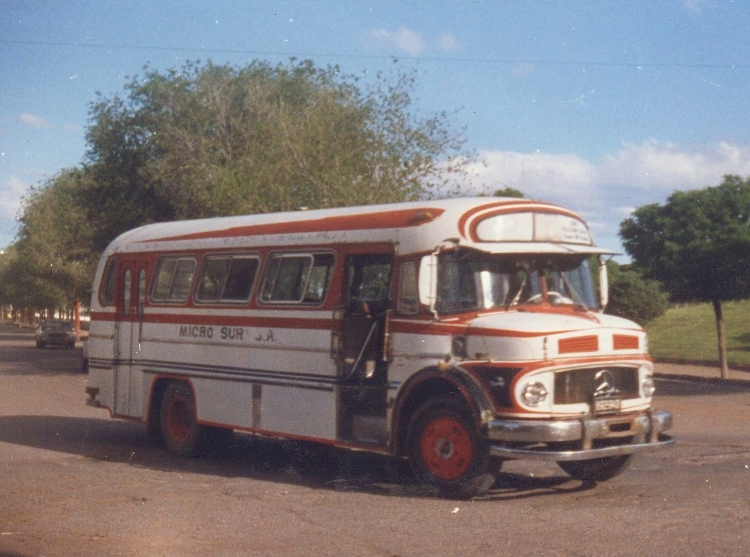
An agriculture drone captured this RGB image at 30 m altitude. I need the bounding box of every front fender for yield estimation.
[391,364,496,456]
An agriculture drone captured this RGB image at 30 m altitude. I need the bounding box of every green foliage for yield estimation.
[81,59,470,251]
[620,175,750,304]
[493,187,525,198]
[646,300,750,367]
[605,263,669,324]
[620,174,750,375]
[11,169,98,311]
[3,58,470,312]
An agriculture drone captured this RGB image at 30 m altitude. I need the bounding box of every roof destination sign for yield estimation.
[474,211,593,245]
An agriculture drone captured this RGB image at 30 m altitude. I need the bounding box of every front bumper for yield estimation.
[487,409,673,462]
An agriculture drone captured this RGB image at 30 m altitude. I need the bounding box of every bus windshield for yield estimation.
[436,251,598,314]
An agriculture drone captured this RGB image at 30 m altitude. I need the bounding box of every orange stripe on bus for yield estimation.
[141,207,445,243]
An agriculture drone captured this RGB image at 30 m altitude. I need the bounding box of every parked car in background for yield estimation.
[35,320,77,349]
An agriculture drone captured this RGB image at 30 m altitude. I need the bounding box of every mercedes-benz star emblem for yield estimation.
[594,369,619,397]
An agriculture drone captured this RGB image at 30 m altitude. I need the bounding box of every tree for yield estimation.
[13,169,98,313]
[8,58,470,314]
[81,59,471,252]
[605,263,669,324]
[494,187,525,198]
[620,175,750,377]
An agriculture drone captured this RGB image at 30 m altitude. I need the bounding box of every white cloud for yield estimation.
[599,141,750,192]
[0,176,29,247]
[372,27,425,57]
[62,122,84,134]
[683,0,711,14]
[18,113,51,129]
[438,33,460,51]
[457,140,750,254]
[371,28,461,56]
[463,140,750,203]
[462,150,598,200]
[0,176,28,218]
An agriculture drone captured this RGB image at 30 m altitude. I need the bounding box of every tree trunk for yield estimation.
[712,299,729,379]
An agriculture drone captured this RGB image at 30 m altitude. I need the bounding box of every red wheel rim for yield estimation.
[419,415,473,480]
[166,395,193,442]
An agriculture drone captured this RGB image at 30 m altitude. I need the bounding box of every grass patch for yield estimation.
[645,299,750,367]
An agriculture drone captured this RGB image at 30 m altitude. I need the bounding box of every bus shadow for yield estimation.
[0,414,589,500]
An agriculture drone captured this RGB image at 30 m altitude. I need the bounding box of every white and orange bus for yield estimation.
[85,197,672,497]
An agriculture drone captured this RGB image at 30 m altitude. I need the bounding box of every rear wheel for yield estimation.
[160,381,203,457]
[407,395,495,499]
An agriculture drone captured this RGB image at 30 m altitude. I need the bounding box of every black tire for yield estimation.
[159,381,203,457]
[557,434,643,483]
[557,455,633,483]
[407,395,495,499]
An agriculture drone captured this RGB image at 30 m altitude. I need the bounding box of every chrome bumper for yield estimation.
[487,409,673,462]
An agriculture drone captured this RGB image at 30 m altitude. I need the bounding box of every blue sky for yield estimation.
[2,0,750,257]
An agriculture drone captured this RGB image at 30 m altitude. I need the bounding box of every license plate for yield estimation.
[594,397,621,414]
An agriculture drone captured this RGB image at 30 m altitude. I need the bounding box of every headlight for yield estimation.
[521,381,548,407]
[515,372,554,411]
[639,364,655,398]
[642,377,656,398]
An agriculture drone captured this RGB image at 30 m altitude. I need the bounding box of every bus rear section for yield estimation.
[85,198,673,498]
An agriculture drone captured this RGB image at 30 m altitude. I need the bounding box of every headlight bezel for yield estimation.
[639,364,656,399]
[516,372,554,411]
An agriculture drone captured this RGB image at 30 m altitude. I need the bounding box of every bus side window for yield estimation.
[100,258,117,305]
[122,269,132,316]
[151,256,197,303]
[260,253,335,304]
[223,257,259,301]
[195,255,259,303]
[303,254,335,303]
[397,261,418,314]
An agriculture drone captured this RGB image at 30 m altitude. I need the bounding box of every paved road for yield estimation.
[1,322,750,556]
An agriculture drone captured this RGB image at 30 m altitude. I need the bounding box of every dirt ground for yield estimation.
[2,323,750,556]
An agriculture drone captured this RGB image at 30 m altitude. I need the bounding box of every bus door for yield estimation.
[113,258,148,416]
[337,253,393,445]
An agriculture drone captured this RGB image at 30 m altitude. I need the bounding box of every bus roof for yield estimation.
[103,197,617,257]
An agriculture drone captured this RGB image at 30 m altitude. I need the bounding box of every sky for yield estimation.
[2,0,750,258]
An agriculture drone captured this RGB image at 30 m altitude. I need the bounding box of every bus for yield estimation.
[85,197,673,498]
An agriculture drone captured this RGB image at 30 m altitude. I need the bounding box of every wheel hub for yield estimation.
[420,415,473,480]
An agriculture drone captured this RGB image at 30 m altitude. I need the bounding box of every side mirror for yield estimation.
[599,257,609,310]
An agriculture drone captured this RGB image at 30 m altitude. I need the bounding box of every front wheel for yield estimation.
[557,455,633,483]
[160,381,203,457]
[556,434,643,482]
[407,395,495,499]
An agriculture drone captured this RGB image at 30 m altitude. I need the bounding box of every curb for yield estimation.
[653,372,750,388]
[655,357,750,373]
